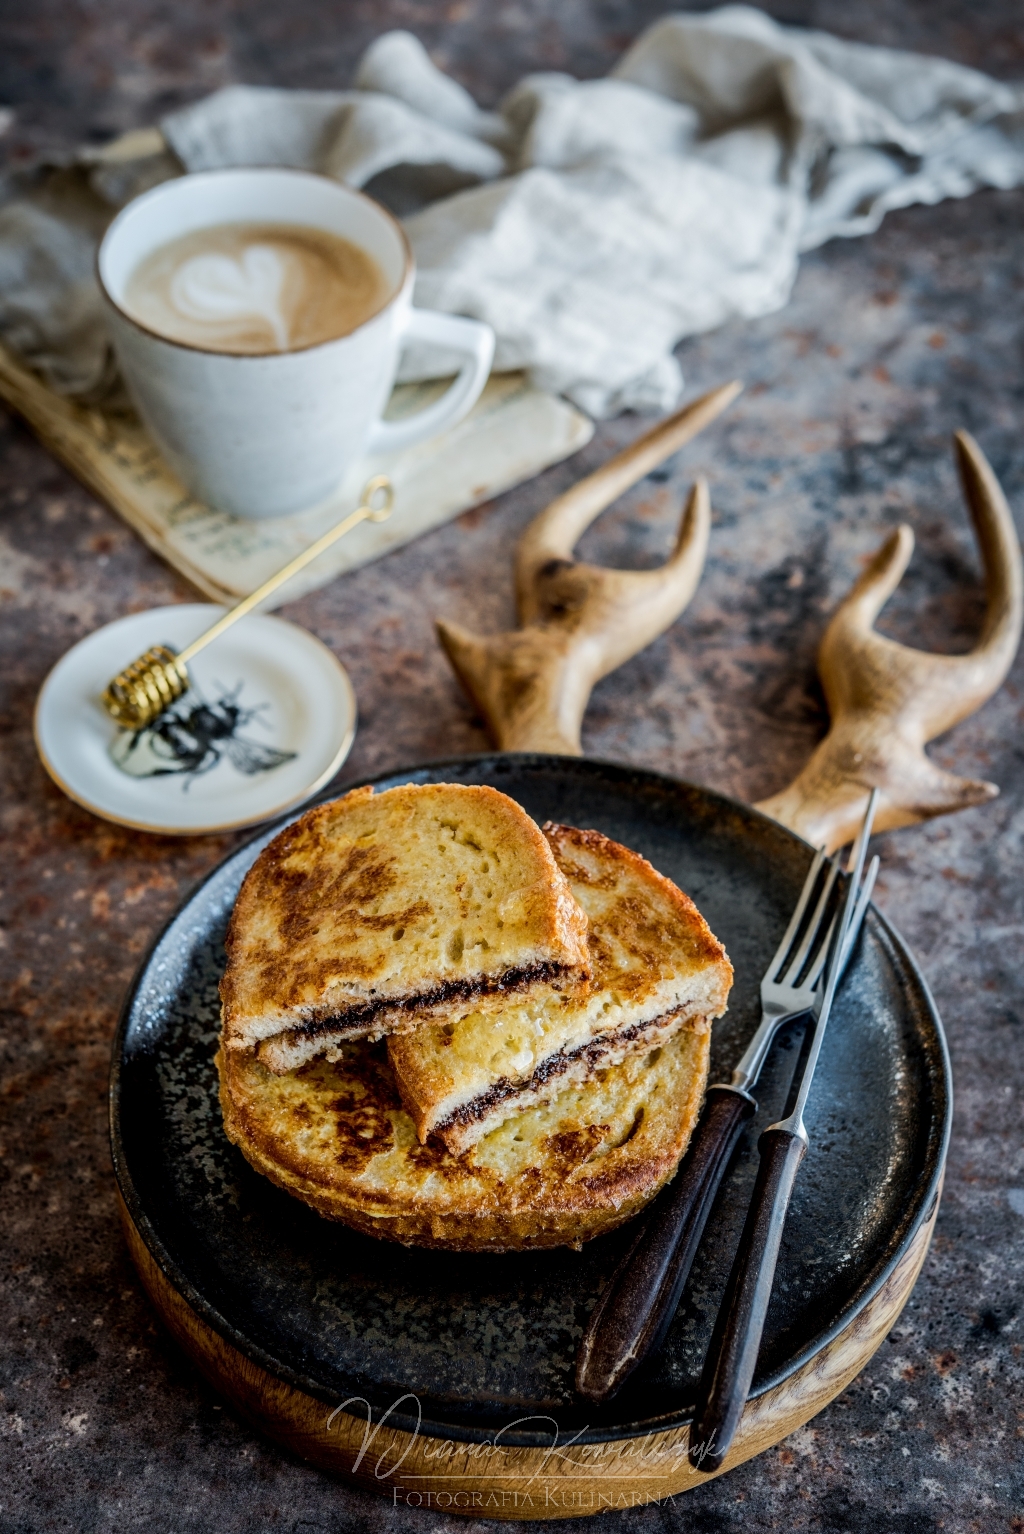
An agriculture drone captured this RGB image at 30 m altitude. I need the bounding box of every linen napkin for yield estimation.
[2,5,1023,415]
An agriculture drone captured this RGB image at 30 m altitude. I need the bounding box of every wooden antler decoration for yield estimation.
[757,432,1023,852]
[437,382,742,754]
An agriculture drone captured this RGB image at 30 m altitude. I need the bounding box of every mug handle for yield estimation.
[366,308,495,455]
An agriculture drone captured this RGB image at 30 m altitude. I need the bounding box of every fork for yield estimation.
[575,794,879,1405]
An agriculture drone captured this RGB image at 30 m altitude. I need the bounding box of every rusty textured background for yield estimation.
[1,3,1023,1531]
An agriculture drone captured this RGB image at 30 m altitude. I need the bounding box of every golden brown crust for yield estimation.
[541,822,730,983]
[220,783,590,1058]
[388,822,733,1151]
[217,1023,711,1252]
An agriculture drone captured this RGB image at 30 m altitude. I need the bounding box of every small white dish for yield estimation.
[34,605,356,835]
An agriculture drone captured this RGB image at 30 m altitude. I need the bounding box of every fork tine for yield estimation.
[807,850,880,989]
[767,847,827,982]
[813,790,879,987]
[781,857,840,986]
[805,911,839,989]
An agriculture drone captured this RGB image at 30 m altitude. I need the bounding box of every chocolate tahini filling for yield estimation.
[280,961,573,1043]
[434,1008,694,1134]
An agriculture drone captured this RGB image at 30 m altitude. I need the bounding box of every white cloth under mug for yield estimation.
[97,168,495,519]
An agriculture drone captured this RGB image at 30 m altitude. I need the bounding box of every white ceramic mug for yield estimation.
[97,168,495,520]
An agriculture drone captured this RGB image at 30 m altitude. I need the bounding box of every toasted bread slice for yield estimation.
[217,1020,710,1251]
[220,783,590,1071]
[388,823,732,1154]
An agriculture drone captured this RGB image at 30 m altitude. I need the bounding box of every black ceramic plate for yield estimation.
[111,755,951,1447]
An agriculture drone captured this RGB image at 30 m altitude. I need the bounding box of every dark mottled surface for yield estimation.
[1,3,1023,1532]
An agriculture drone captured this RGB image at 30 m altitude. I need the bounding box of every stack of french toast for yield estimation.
[217,782,732,1252]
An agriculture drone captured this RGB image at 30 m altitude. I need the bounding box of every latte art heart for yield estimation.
[122,221,390,355]
[171,246,289,350]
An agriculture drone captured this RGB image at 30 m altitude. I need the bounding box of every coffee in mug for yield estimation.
[98,169,495,520]
[122,222,391,355]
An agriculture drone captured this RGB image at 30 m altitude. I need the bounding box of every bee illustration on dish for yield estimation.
[109,681,297,787]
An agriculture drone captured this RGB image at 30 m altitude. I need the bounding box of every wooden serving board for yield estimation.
[110,756,951,1519]
[120,1191,937,1518]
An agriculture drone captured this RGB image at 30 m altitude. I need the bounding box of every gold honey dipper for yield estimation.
[102,475,394,731]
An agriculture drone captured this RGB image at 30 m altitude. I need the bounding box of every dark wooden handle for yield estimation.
[575,1084,756,1402]
[689,1125,807,1472]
